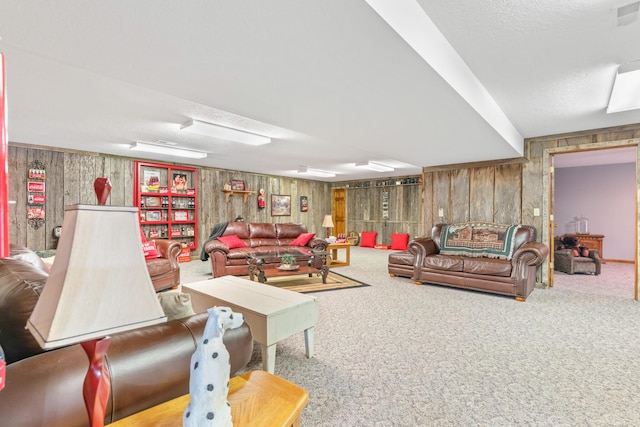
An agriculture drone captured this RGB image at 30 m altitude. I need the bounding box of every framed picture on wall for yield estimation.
[271,194,291,216]
[300,196,308,212]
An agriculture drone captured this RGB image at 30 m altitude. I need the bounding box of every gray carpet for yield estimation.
[181,250,640,426]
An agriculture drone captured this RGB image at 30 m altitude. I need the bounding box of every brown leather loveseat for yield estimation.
[0,245,253,427]
[203,222,328,278]
[389,223,548,301]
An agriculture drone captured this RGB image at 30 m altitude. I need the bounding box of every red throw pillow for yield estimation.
[290,232,316,246]
[142,240,160,260]
[391,233,410,250]
[360,231,377,248]
[217,234,247,249]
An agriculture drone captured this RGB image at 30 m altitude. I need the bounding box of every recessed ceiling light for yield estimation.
[297,166,336,178]
[607,60,640,113]
[129,141,207,159]
[355,161,394,172]
[181,119,271,146]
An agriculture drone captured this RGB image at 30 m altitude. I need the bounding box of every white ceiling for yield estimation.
[1,0,639,181]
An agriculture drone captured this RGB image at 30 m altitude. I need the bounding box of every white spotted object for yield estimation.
[183,306,244,427]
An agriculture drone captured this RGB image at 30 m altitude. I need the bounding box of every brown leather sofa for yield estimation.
[203,222,328,278]
[389,223,548,301]
[0,245,254,427]
[146,238,182,291]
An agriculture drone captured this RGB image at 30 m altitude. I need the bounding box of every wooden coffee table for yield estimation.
[247,251,329,284]
[109,370,308,427]
[183,276,318,374]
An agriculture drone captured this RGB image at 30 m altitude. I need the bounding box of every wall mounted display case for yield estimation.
[134,161,198,251]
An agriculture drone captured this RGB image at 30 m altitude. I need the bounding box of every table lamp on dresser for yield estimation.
[26,178,167,427]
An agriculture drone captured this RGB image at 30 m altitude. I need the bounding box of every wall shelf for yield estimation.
[223,189,255,203]
[134,161,199,251]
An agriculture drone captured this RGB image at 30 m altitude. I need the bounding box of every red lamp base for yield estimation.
[81,336,111,427]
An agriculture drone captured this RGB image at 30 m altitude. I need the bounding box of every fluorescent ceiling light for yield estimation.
[129,142,207,159]
[181,119,271,146]
[298,167,336,178]
[607,61,640,113]
[355,161,394,172]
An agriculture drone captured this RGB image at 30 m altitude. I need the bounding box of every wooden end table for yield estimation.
[327,242,351,267]
[108,370,308,427]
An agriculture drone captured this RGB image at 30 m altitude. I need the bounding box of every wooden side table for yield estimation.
[327,242,351,267]
[109,370,308,427]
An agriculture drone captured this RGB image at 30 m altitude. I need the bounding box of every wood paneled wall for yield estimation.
[332,179,424,244]
[7,145,331,255]
[422,161,525,235]
[422,123,640,287]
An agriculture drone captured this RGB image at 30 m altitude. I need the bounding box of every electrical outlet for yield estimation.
[438,208,444,217]
[533,208,540,217]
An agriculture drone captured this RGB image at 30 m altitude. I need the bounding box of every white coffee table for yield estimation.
[183,276,318,373]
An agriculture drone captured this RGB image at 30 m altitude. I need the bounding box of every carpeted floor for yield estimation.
[181,250,640,426]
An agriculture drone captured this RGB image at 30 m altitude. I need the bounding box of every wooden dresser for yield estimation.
[562,233,605,260]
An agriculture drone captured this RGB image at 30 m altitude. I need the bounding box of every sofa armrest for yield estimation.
[409,238,438,257]
[153,239,182,261]
[203,239,230,255]
[512,242,549,267]
[309,237,328,251]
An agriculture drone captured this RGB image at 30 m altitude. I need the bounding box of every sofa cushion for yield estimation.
[142,240,160,259]
[463,258,512,277]
[218,235,248,249]
[423,255,464,272]
[439,222,521,260]
[360,231,377,248]
[388,251,415,266]
[390,233,409,250]
[291,232,315,246]
[157,290,195,321]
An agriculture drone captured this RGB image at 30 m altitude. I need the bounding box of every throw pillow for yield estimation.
[217,234,247,249]
[390,233,410,250]
[290,232,316,246]
[360,231,377,248]
[157,290,196,321]
[142,240,160,260]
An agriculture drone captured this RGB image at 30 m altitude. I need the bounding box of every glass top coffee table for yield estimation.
[247,251,329,284]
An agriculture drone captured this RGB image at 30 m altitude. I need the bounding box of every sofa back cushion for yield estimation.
[435,222,530,260]
[275,223,308,239]
[223,222,251,239]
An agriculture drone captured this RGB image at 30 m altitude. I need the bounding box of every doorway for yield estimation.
[331,188,347,237]
[544,141,639,300]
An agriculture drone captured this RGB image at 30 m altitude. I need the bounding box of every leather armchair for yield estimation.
[146,239,182,291]
[554,248,601,275]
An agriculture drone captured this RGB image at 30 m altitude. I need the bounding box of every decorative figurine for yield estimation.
[257,189,266,209]
[183,306,244,427]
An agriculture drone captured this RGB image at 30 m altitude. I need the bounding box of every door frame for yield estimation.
[542,139,639,300]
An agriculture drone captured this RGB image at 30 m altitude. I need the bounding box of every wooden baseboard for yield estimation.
[603,259,634,264]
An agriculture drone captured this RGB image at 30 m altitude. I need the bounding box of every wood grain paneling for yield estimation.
[469,167,494,222]
[8,145,331,253]
[494,163,521,224]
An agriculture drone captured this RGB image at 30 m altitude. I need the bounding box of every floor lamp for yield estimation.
[26,181,166,427]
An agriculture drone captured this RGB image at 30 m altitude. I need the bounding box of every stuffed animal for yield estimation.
[183,306,245,427]
[557,236,589,257]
